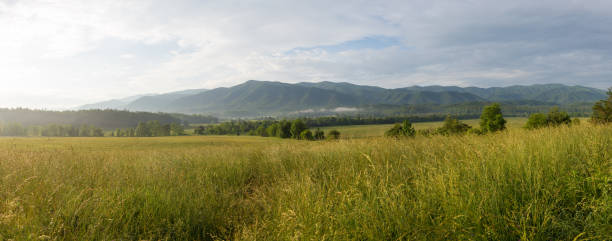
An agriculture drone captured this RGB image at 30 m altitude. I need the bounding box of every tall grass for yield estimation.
[0,126,610,240]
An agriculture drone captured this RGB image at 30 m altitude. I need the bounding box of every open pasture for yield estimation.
[316,117,529,138]
[0,124,610,240]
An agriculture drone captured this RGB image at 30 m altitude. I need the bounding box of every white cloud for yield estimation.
[0,0,611,108]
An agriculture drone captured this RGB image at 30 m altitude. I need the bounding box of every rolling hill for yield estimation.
[78,80,607,116]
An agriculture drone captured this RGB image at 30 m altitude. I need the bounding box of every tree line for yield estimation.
[524,88,612,129]
[112,121,185,137]
[385,88,612,138]
[0,123,105,137]
[194,119,340,140]
[385,103,508,138]
[0,108,217,130]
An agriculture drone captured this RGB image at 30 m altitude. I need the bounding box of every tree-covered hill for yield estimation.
[402,84,606,104]
[77,80,607,117]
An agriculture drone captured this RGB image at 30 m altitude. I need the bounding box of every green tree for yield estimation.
[160,124,171,136]
[79,125,91,137]
[170,123,184,136]
[591,88,612,124]
[0,123,26,136]
[314,129,325,140]
[135,122,150,137]
[480,103,506,133]
[290,119,307,139]
[277,121,292,138]
[266,123,279,137]
[547,107,571,126]
[255,125,267,137]
[147,121,162,136]
[92,128,104,137]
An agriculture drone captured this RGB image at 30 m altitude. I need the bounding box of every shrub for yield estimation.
[299,130,314,141]
[327,130,341,140]
[313,129,325,140]
[466,128,483,135]
[547,107,571,126]
[437,115,471,135]
[385,120,416,137]
[525,108,572,129]
[417,128,437,137]
[525,113,548,129]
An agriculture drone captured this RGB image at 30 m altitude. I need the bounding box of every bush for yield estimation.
[313,129,325,140]
[385,120,416,137]
[466,128,483,135]
[417,128,436,137]
[327,130,341,140]
[547,107,571,126]
[299,130,314,141]
[437,115,471,135]
[525,108,572,129]
[525,113,548,129]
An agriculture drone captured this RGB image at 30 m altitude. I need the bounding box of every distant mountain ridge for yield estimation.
[78,80,607,117]
[79,88,208,111]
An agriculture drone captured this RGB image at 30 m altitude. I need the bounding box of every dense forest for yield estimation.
[0,123,105,137]
[0,108,218,129]
[0,121,186,137]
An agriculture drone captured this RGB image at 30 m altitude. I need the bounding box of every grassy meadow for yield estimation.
[316,117,529,138]
[0,123,610,240]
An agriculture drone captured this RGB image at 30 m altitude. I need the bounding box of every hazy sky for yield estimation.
[1,0,611,109]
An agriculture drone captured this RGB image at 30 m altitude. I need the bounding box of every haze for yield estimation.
[1,0,611,109]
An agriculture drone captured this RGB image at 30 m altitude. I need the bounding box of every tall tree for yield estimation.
[290,119,307,139]
[135,122,150,137]
[592,88,612,124]
[278,120,292,139]
[480,103,506,133]
[170,123,184,136]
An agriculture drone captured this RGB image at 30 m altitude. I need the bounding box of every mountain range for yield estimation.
[78,80,607,117]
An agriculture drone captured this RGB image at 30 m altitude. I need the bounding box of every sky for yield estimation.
[1,0,611,109]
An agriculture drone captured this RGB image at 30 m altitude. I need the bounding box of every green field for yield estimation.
[0,123,610,240]
[315,117,529,138]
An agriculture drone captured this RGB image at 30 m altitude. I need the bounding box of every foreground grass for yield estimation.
[0,126,610,240]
